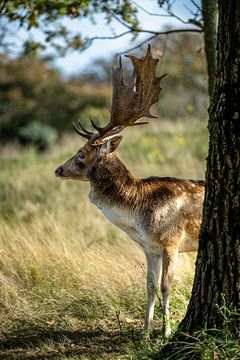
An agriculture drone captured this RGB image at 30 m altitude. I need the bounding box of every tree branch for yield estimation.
[116,27,202,55]
[0,0,7,14]
[88,27,202,49]
[110,12,134,30]
[132,0,192,26]
[112,2,202,31]
[164,8,191,25]
[117,34,159,55]
[184,3,201,18]
[134,27,202,36]
[88,30,132,42]
[162,2,202,27]
[131,1,172,17]
[189,0,202,13]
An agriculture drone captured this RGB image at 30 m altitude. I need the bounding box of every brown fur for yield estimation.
[56,141,204,337]
[54,46,203,337]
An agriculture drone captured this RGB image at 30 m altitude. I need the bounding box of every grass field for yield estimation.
[0,118,209,359]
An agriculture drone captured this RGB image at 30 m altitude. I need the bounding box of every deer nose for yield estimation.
[55,167,63,176]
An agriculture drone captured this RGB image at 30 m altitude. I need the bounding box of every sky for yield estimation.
[5,0,201,77]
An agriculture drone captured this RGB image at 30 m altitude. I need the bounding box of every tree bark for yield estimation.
[202,0,218,97]
[180,0,240,338]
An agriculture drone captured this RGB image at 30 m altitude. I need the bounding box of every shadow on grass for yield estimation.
[0,325,139,359]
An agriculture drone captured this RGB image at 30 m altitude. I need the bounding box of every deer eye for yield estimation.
[78,153,85,160]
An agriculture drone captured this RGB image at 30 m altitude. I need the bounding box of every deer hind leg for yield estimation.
[143,252,162,334]
[161,248,178,338]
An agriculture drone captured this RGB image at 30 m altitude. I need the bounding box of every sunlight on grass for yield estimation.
[0,118,208,359]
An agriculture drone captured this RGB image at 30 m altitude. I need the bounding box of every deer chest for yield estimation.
[89,192,150,248]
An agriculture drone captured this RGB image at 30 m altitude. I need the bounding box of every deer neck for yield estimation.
[88,153,138,209]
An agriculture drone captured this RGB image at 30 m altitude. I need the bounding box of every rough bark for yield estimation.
[180,0,240,338]
[202,0,218,97]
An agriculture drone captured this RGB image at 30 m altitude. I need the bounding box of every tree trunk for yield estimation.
[180,0,240,338]
[202,0,218,97]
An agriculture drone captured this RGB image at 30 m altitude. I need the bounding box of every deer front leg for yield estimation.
[143,252,162,335]
[161,248,178,338]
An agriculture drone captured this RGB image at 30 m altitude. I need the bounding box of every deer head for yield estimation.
[55,45,166,181]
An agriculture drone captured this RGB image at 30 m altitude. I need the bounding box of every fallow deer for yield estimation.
[55,45,204,337]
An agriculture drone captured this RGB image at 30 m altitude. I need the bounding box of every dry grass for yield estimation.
[0,118,207,359]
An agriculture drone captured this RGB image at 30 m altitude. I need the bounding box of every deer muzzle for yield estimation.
[55,166,63,177]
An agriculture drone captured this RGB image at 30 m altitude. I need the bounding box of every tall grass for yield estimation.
[0,118,208,358]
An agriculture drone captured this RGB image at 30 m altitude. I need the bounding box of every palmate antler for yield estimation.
[74,44,166,144]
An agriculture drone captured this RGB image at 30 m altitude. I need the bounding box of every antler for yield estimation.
[74,44,166,144]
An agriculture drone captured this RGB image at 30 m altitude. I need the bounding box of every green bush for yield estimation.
[0,55,109,149]
[18,121,58,151]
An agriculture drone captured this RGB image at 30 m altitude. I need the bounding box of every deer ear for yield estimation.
[99,135,122,155]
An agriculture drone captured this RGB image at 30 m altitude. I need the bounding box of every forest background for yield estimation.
[0,2,219,358]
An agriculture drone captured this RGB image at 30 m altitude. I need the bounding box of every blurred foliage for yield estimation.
[153,33,208,119]
[80,32,208,119]
[0,54,109,149]
[0,1,203,59]
[0,32,207,150]
[18,121,58,151]
[1,0,139,55]
[0,1,207,150]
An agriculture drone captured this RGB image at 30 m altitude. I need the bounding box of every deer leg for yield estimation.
[160,248,178,337]
[143,252,162,334]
